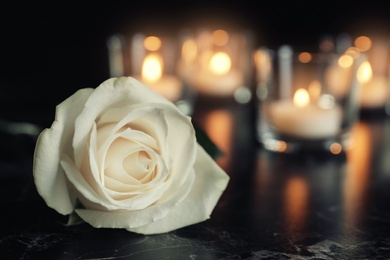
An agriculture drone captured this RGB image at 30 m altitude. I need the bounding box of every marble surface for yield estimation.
[1,103,390,259]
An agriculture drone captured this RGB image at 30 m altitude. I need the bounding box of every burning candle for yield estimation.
[183,29,252,97]
[192,51,244,96]
[354,35,390,108]
[268,88,343,139]
[132,35,182,102]
[358,60,390,108]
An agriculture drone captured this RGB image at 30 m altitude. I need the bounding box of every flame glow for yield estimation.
[142,54,162,82]
[338,54,354,68]
[293,88,310,107]
[357,61,372,84]
[209,52,231,75]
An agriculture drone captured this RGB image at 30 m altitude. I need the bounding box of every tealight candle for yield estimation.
[256,45,360,153]
[191,51,244,96]
[135,53,182,102]
[354,35,390,108]
[357,61,390,108]
[191,52,244,96]
[268,88,343,139]
[181,29,252,98]
[360,75,390,108]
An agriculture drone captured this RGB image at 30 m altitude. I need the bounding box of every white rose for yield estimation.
[33,77,229,235]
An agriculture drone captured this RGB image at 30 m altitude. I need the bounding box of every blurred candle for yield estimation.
[184,29,252,97]
[269,88,343,138]
[326,53,356,99]
[137,53,182,102]
[354,35,390,108]
[193,50,244,96]
[133,35,182,102]
[358,60,390,108]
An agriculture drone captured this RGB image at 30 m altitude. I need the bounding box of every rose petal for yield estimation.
[76,144,229,234]
[73,77,177,169]
[60,154,114,210]
[33,88,93,215]
[127,144,230,234]
[97,106,168,155]
[96,107,168,175]
[75,167,196,229]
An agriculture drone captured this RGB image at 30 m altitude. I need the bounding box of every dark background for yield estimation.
[1,1,390,127]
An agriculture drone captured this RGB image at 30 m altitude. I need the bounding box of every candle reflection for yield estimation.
[344,122,371,231]
[284,176,309,235]
[199,109,233,171]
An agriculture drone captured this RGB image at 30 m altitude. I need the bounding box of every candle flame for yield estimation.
[357,61,372,84]
[293,88,310,107]
[209,52,231,75]
[142,54,162,82]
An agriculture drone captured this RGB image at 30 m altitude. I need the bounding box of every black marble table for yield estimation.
[1,100,390,260]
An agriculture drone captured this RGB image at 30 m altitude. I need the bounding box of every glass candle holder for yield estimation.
[353,35,390,115]
[254,45,364,154]
[107,32,195,115]
[177,28,254,104]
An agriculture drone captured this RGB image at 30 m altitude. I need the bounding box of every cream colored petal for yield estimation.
[60,154,115,210]
[33,88,93,215]
[76,143,229,234]
[128,144,230,234]
[97,105,169,164]
[155,105,197,192]
[75,167,195,229]
[80,123,106,198]
[101,103,197,194]
[73,77,177,169]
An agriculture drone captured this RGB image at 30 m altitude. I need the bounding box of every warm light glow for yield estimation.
[345,47,361,59]
[253,49,272,83]
[357,61,372,84]
[212,29,229,46]
[276,140,288,152]
[354,36,372,52]
[209,52,231,75]
[329,142,342,154]
[298,52,312,63]
[308,80,321,101]
[144,36,161,51]
[284,176,308,232]
[338,54,353,68]
[182,39,198,63]
[142,54,162,82]
[293,88,310,107]
[344,122,371,231]
[202,109,233,170]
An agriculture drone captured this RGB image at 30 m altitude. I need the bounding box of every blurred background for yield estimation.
[1,1,390,127]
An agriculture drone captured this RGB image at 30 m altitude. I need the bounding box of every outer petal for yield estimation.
[33,88,94,215]
[128,144,230,234]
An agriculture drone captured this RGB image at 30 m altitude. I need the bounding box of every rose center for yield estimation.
[122,150,154,183]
